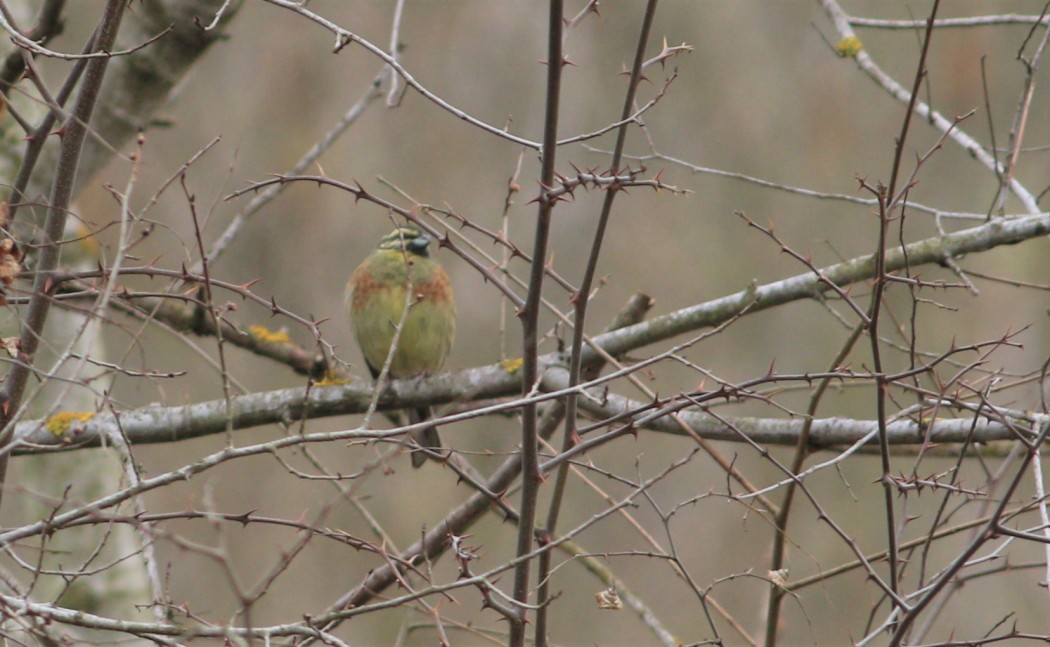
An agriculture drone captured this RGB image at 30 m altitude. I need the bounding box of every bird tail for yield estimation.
[408,407,441,468]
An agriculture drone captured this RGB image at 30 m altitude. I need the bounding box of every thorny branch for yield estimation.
[1,2,1050,646]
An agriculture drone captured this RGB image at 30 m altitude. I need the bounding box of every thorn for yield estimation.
[353,179,367,203]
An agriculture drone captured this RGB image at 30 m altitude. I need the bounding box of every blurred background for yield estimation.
[4,1,1050,644]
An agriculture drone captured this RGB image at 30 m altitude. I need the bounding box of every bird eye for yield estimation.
[409,233,431,254]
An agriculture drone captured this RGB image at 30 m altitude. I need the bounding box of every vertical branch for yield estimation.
[183,173,237,446]
[499,152,525,361]
[0,0,127,499]
[534,2,659,645]
[763,320,866,647]
[867,181,900,604]
[5,29,95,227]
[509,1,563,645]
[868,0,941,629]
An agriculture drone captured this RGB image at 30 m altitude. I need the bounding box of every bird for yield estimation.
[346,226,456,467]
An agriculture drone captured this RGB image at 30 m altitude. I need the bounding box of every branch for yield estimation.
[0,0,128,496]
[8,360,1035,453]
[24,0,241,200]
[589,210,1050,359]
[9,208,1049,451]
[818,0,1041,213]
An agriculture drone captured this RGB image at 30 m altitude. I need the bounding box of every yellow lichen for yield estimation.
[315,368,351,386]
[46,411,94,436]
[835,36,863,58]
[249,324,291,344]
[501,357,524,374]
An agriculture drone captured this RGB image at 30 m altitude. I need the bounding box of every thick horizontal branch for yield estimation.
[587,211,1050,359]
[12,359,1035,453]
[847,14,1049,29]
[113,291,328,378]
[11,210,1049,452]
[576,390,1025,446]
[14,363,518,451]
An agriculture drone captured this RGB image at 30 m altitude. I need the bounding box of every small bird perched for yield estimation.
[346,226,456,467]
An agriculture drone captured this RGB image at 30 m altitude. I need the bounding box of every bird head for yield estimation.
[377,226,432,257]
